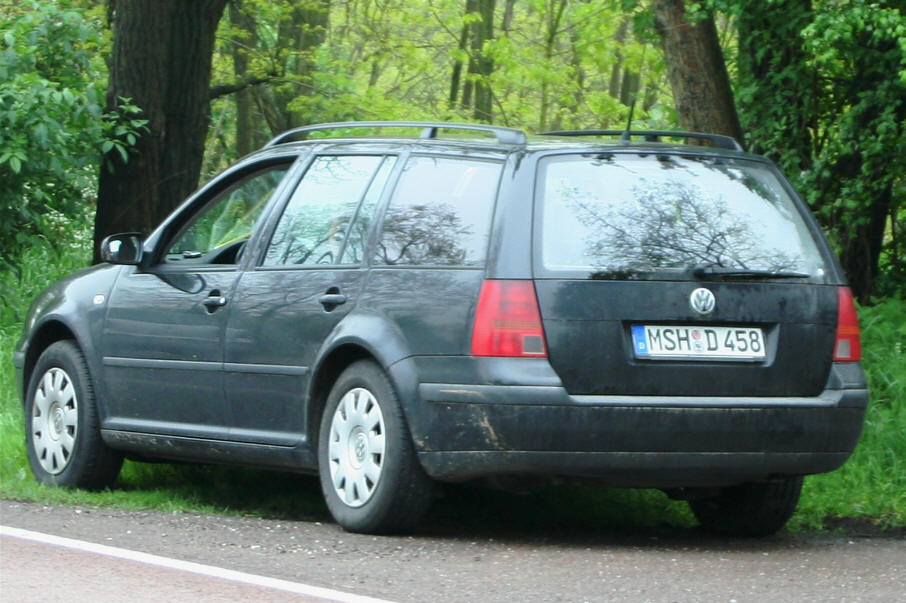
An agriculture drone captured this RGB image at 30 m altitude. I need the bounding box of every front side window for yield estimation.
[263,155,385,266]
[375,156,501,266]
[539,154,827,278]
[166,165,289,265]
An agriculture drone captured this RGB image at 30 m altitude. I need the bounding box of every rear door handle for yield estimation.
[318,293,347,311]
[318,284,347,311]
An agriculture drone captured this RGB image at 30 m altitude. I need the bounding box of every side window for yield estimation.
[166,165,289,265]
[342,157,396,264]
[263,155,384,266]
[375,156,501,266]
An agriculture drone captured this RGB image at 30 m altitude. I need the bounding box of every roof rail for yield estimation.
[540,129,744,151]
[264,121,527,148]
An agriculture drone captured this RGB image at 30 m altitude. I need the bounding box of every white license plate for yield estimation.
[631,325,766,361]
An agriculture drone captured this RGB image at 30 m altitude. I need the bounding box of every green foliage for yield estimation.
[734,0,906,300]
[204,0,675,177]
[793,298,906,528]
[0,225,94,497]
[0,2,145,268]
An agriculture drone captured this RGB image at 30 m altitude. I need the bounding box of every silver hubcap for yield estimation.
[327,387,386,508]
[31,367,78,475]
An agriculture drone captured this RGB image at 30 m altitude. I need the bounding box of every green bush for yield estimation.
[0,2,144,268]
[793,298,906,528]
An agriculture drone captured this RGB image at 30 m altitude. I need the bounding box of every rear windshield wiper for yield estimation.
[589,268,644,280]
[689,264,810,280]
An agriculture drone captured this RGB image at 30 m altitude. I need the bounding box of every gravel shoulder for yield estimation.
[2,498,904,602]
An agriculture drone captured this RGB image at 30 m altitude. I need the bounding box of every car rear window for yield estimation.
[539,154,828,279]
[374,155,502,266]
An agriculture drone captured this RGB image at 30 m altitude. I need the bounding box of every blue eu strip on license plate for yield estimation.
[632,325,766,361]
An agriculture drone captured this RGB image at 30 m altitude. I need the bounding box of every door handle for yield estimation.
[318,293,347,311]
[202,291,228,312]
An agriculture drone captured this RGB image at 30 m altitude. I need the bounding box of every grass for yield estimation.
[792,298,906,529]
[1,237,903,532]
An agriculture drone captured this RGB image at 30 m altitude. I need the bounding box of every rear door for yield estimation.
[223,154,397,445]
[532,152,838,397]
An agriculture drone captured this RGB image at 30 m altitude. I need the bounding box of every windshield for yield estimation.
[538,154,827,279]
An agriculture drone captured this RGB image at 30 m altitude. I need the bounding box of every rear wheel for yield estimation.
[689,476,803,537]
[25,340,123,489]
[318,360,434,534]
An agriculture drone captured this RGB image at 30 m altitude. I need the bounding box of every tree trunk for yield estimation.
[838,182,891,304]
[94,0,227,262]
[538,0,568,131]
[270,0,330,132]
[472,0,495,121]
[452,0,495,122]
[608,20,628,100]
[449,2,472,108]
[652,0,743,143]
[231,0,258,158]
[501,0,515,34]
[619,69,640,107]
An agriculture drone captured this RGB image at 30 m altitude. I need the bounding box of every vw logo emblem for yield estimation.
[690,288,716,315]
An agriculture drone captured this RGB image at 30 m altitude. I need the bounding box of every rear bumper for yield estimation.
[418,451,857,488]
[401,358,868,487]
[414,402,865,486]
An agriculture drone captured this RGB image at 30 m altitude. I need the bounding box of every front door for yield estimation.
[100,163,293,438]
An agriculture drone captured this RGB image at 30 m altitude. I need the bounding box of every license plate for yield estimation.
[631,325,766,361]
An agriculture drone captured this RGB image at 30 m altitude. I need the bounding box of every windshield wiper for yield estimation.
[589,268,644,280]
[689,264,810,280]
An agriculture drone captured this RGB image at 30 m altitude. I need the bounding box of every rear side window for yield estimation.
[539,154,828,278]
[342,157,396,264]
[375,156,501,266]
[263,155,384,266]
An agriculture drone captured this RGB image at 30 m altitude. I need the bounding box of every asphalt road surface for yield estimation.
[2,499,904,602]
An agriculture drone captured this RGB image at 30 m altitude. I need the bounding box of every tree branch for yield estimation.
[209,73,277,100]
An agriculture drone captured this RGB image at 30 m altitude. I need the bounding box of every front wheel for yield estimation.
[318,360,434,534]
[689,476,803,537]
[25,340,123,490]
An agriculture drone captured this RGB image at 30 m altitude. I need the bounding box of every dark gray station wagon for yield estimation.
[14,122,868,535]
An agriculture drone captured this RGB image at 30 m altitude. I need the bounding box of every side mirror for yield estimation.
[100,233,144,265]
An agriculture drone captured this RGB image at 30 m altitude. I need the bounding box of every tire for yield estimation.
[318,360,434,534]
[25,340,123,490]
[689,476,803,537]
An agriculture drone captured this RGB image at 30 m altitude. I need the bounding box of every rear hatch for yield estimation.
[533,151,837,397]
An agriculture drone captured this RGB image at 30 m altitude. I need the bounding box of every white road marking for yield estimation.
[0,525,393,603]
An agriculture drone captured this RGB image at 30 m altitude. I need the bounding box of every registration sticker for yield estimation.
[632,325,766,361]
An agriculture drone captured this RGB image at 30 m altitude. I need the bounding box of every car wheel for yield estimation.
[25,340,123,490]
[689,476,803,537]
[318,360,434,534]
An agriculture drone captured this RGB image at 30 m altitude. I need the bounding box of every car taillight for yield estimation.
[471,280,548,357]
[833,287,861,362]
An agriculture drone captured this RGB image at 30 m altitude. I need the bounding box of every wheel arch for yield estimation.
[306,343,375,450]
[22,319,78,403]
[305,311,424,454]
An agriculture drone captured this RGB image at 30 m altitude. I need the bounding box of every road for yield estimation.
[1,499,904,602]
